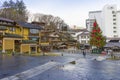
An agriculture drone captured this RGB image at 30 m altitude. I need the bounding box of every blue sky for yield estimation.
[1,0,120,28]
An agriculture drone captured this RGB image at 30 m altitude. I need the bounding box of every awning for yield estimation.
[104,42,120,48]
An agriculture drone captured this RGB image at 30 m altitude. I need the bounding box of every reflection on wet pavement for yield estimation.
[1,53,120,80]
[30,58,120,80]
[0,54,78,79]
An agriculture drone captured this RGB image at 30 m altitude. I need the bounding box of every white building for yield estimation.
[69,29,90,44]
[77,31,90,45]
[87,4,120,41]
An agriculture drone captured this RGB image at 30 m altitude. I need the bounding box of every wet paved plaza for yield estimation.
[0,52,120,80]
[0,54,78,79]
[31,59,120,80]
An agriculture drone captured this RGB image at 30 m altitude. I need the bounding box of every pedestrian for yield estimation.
[83,50,86,58]
[110,49,114,58]
[61,53,63,56]
[107,49,111,56]
[12,51,15,56]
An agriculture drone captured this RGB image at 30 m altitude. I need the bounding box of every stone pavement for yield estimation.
[1,61,60,80]
[29,58,120,80]
[0,54,79,79]
[1,52,120,80]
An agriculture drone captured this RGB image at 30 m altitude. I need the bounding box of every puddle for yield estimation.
[59,64,75,71]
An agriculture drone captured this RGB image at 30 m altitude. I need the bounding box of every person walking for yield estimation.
[110,49,114,59]
[83,50,86,58]
[107,49,111,56]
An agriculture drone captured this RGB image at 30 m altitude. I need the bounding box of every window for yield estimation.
[112,11,115,14]
[113,23,116,25]
[87,36,89,38]
[81,36,86,39]
[84,36,86,39]
[30,29,39,34]
[113,19,116,21]
[9,27,15,32]
[81,36,84,38]
[113,31,117,33]
[113,15,116,17]
[30,37,39,41]
[90,23,93,26]
[113,27,116,29]
[110,7,113,9]
[81,40,86,44]
[107,6,114,9]
[114,35,118,38]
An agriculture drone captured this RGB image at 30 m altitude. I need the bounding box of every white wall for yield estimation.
[117,11,120,37]
[78,32,90,44]
[102,5,117,37]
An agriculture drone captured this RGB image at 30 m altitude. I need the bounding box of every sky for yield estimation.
[1,0,120,28]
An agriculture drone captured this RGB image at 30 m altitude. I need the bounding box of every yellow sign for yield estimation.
[40,43,49,46]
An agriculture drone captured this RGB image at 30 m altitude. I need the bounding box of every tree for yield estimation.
[30,13,68,31]
[89,21,106,48]
[0,0,28,21]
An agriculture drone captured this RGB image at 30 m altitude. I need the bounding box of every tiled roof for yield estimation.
[49,32,60,38]
[3,33,23,38]
[104,42,120,48]
[79,32,89,35]
[22,40,37,44]
[17,21,43,30]
[69,29,88,32]
[107,37,120,40]
[0,17,14,23]
[28,36,40,38]
[89,11,102,13]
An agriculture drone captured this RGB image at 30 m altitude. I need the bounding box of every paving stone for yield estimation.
[1,62,59,80]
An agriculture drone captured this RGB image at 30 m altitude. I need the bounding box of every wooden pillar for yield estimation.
[36,46,37,54]
[20,44,22,54]
[29,45,31,54]
[2,38,5,53]
[39,31,41,45]
[13,40,15,52]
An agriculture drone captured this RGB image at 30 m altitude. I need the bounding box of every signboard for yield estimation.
[40,42,49,46]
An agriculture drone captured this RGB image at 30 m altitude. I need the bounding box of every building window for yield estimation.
[87,36,89,39]
[107,6,114,9]
[113,19,116,21]
[112,11,115,14]
[30,29,39,34]
[81,36,86,39]
[113,27,116,29]
[113,15,116,17]
[114,35,118,38]
[113,23,116,25]
[113,31,117,33]
[110,7,113,9]
[90,23,93,26]
[30,38,39,42]
[9,27,16,32]
[81,36,84,39]
[81,40,86,44]
[84,36,86,39]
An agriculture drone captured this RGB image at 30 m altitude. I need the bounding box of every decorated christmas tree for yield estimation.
[89,20,106,48]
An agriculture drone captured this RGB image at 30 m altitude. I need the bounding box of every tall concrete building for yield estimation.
[86,4,120,41]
